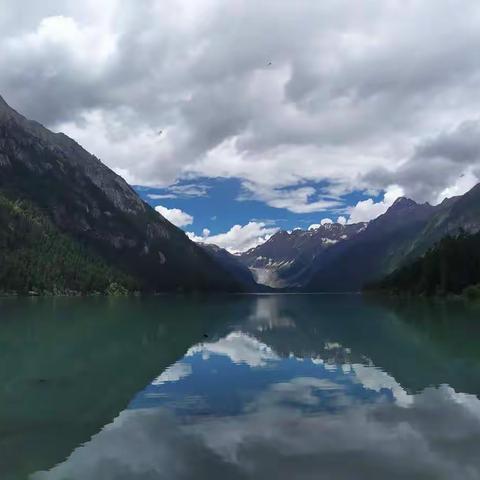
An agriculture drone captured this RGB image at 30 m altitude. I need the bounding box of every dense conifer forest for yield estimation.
[366,230,480,298]
[0,193,137,295]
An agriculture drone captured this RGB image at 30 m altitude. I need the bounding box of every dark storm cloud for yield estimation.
[416,121,480,164]
[1,0,480,210]
[364,120,480,202]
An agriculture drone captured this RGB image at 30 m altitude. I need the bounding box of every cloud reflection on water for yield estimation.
[33,384,480,480]
[31,296,480,480]
[186,331,279,367]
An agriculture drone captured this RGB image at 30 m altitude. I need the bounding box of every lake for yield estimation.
[1,294,480,479]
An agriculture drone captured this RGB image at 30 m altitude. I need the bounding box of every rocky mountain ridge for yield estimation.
[305,186,480,292]
[0,94,242,293]
[199,243,260,289]
[239,222,367,287]
[234,184,480,292]
[2,94,478,294]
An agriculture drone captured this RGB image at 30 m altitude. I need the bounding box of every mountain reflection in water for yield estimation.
[1,295,480,480]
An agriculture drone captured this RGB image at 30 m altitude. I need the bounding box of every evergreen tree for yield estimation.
[366,230,480,297]
[0,193,138,295]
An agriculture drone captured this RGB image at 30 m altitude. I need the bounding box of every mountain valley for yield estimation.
[0,95,242,294]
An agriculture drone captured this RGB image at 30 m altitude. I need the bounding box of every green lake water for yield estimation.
[1,294,480,479]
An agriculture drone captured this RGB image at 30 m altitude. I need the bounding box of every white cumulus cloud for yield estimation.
[347,185,404,224]
[2,1,480,213]
[187,221,279,253]
[308,218,334,230]
[155,205,193,228]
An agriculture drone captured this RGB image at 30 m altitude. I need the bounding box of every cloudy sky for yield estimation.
[1,0,480,251]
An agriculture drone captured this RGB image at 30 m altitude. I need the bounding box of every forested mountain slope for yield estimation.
[305,185,480,292]
[0,95,241,293]
[366,231,480,297]
[0,193,137,294]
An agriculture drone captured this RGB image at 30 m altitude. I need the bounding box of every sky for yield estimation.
[1,0,480,251]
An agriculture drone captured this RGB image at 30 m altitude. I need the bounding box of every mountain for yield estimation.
[0,95,241,293]
[239,222,367,287]
[304,198,441,292]
[366,230,480,297]
[199,243,260,290]
[406,183,480,258]
[305,185,480,292]
[0,193,138,294]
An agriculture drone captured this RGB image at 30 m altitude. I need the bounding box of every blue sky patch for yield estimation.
[135,178,380,236]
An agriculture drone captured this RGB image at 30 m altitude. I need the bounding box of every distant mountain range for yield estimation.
[305,187,480,292]
[1,94,479,295]
[199,243,260,290]
[0,95,241,294]
[235,184,480,293]
[238,222,367,287]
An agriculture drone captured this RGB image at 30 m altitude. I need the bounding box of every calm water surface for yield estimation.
[1,294,480,479]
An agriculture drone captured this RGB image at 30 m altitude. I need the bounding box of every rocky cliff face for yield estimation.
[239,222,367,287]
[0,95,241,292]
